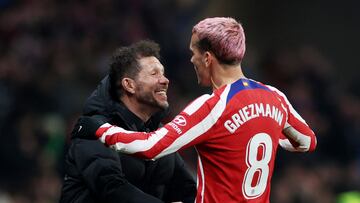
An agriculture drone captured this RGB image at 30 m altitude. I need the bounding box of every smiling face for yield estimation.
[133,56,169,111]
[190,33,211,86]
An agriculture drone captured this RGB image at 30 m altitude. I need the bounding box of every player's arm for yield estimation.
[267,86,317,152]
[282,100,317,152]
[278,125,316,152]
[82,86,230,159]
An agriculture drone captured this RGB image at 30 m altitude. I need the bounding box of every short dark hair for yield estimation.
[109,40,160,98]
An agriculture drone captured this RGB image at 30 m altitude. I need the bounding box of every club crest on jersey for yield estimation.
[173,115,187,126]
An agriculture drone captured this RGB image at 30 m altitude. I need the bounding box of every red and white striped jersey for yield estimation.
[95,78,317,203]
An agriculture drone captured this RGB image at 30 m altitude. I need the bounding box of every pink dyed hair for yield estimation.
[192,17,246,64]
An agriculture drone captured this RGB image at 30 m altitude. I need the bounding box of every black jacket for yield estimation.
[59,76,196,203]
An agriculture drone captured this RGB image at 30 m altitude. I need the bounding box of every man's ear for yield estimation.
[121,78,136,94]
[204,51,213,67]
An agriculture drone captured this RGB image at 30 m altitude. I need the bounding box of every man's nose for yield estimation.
[159,75,169,85]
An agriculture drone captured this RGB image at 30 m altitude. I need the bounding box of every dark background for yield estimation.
[0,0,359,202]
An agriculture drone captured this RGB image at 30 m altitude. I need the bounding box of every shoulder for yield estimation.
[182,93,214,115]
[263,84,286,96]
[182,87,229,116]
[69,138,120,161]
[262,83,293,106]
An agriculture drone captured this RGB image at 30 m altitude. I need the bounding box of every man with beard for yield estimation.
[59,40,196,203]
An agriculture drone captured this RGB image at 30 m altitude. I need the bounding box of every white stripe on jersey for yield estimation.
[100,123,126,143]
[154,85,231,159]
[199,155,205,203]
[195,147,205,203]
[108,128,169,154]
[279,139,297,152]
[183,94,214,115]
[282,126,311,152]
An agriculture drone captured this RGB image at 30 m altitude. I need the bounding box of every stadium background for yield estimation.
[0,0,359,202]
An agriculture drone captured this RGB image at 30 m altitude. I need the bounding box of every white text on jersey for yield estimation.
[224,103,284,133]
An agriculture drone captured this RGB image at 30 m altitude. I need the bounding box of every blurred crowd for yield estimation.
[0,0,359,203]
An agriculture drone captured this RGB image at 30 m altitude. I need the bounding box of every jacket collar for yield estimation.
[114,101,148,131]
[109,100,168,132]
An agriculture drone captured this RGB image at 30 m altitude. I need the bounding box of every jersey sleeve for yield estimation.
[95,86,231,159]
[266,85,317,152]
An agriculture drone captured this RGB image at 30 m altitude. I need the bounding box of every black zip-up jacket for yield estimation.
[59,76,196,203]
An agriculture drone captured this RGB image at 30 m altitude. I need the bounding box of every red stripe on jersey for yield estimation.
[95,125,112,138]
[106,131,150,145]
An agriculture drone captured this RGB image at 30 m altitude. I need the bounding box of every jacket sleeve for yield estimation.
[71,139,164,203]
[163,153,196,203]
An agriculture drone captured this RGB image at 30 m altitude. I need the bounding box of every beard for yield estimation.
[134,87,169,111]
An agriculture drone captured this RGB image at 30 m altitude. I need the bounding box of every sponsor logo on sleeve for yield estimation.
[173,115,187,126]
[169,115,187,134]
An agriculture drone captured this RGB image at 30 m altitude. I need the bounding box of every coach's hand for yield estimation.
[71,115,106,139]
